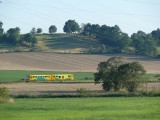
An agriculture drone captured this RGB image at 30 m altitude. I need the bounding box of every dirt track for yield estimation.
[0,52,160,73]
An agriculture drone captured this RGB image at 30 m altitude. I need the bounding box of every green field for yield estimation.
[0,97,159,120]
[0,70,159,83]
[0,70,94,82]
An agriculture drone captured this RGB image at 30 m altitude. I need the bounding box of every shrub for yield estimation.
[0,87,9,97]
[0,87,15,104]
[77,88,89,97]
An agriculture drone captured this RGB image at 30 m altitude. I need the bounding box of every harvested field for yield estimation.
[0,82,159,96]
[0,52,159,73]
[0,82,102,96]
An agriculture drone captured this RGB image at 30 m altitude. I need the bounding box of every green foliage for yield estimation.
[151,28,160,46]
[49,25,57,34]
[63,20,80,33]
[81,24,131,53]
[0,21,3,42]
[0,87,9,97]
[95,57,123,91]
[95,57,146,92]
[21,33,37,47]
[76,88,89,97]
[6,27,21,44]
[30,27,36,35]
[37,28,42,34]
[0,87,14,104]
[118,62,146,92]
[131,31,157,56]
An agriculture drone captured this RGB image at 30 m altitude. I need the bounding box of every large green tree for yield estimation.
[63,20,80,33]
[21,33,37,47]
[6,27,21,44]
[81,23,92,36]
[131,31,157,56]
[94,57,146,92]
[151,28,160,46]
[94,57,123,91]
[81,23,100,38]
[49,25,57,34]
[118,61,146,92]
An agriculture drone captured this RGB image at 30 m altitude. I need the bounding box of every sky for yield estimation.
[0,0,160,36]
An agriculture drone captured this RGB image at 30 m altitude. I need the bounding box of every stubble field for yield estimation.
[0,52,160,73]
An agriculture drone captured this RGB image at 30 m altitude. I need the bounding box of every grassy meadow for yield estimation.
[0,97,159,120]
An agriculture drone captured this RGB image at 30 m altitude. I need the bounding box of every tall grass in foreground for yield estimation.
[0,97,159,120]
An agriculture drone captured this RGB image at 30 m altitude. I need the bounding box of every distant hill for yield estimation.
[36,34,102,53]
[0,34,103,53]
[0,34,160,56]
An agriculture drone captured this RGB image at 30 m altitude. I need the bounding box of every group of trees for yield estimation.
[82,24,130,52]
[0,19,160,56]
[0,22,37,47]
[62,20,160,57]
[94,57,146,92]
[80,23,160,56]
[0,21,58,47]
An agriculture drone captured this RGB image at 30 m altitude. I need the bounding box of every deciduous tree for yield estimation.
[6,27,21,44]
[118,61,146,92]
[94,57,123,91]
[131,31,157,56]
[94,57,146,92]
[49,25,57,34]
[63,20,80,33]
[37,28,42,34]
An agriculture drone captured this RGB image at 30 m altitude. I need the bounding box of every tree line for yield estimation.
[0,20,160,57]
[0,21,58,47]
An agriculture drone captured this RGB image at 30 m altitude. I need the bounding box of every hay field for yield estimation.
[0,52,160,73]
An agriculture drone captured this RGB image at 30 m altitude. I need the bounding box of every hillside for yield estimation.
[36,34,102,53]
[0,34,102,53]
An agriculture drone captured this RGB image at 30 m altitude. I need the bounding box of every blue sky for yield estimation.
[0,0,160,35]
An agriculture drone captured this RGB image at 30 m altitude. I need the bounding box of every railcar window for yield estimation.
[59,76,61,78]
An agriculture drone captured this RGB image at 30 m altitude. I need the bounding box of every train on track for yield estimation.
[25,74,74,81]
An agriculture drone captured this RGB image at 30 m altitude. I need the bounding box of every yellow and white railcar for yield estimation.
[26,74,74,81]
